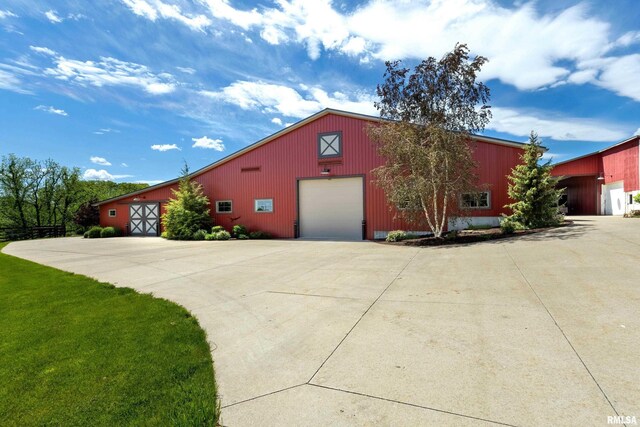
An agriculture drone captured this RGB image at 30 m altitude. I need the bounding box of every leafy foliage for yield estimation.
[74,198,100,228]
[386,230,408,242]
[634,193,640,204]
[193,229,208,241]
[204,230,230,240]
[0,154,148,236]
[0,154,83,231]
[100,226,120,238]
[161,165,212,240]
[369,44,491,238]
[232,224,248,237]
[86,226,103,238]
[500,216,526,234]
[504,132,564,228]
[248,230,272,239]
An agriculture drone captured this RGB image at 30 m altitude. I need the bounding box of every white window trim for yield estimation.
[108,209,117,217]
[215,200,233,214]
[460,191,491,210]
[255,198,274,213]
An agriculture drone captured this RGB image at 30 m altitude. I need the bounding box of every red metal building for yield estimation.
[551,136,640,215]
[96,109,529,239]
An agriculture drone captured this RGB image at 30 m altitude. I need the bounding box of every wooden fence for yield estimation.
[0,226,67,242]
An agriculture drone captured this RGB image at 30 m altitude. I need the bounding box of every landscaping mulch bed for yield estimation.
[384,220,574,246]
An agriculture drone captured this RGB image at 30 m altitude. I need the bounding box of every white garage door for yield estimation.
[603,181,625,215]
[299,177,364,240]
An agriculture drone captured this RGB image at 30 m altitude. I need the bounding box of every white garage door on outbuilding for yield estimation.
[298,177,364,240]
[602,181,625,215]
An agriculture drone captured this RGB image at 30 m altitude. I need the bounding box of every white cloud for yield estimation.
[136,179,164,185]
[45,10,63,23]
[489,107,628,142]
[29,46,57,56]
[90,156,111,166]
[34,105,68,116]
[83,169,113,181]
[153,0,638,99]
[121,0,211,32]
[192,136,225,151]
[82,169,133,181]
[200,0,262,29]
[151,143,180,151]
[44,55,176,95]
[0,10,17,19]
[0,70,30,94]
[176,66,196,74]
[121,0,157,20]
[202,80,376,118]
[121,162,129,167]
[93,128,120,135]
[271,117,283,126]
[591,54,640,101]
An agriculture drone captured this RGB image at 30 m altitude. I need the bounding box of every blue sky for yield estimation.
[1,0,639,184]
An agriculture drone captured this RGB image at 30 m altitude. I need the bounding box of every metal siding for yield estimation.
[551,154,601,177]
[100,113,525,239]
[601,140,639,192]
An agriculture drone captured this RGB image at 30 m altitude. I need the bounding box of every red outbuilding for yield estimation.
[551,136,640,215]
[96,109,531,239]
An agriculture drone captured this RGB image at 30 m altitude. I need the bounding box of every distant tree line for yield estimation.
[0,154,148,234]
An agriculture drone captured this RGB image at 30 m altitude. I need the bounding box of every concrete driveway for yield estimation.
[3,216,639,426]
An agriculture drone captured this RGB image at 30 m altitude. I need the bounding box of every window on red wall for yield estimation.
[460,192,491,209]
[108,209,116,217]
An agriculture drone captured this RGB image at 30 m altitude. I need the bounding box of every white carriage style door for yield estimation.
[129,203,159,236]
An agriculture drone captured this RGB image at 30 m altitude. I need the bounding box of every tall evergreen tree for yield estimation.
[504,132,564,228]
[161,164,212,240]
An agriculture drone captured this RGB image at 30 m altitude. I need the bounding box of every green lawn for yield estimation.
[0,242,219,426]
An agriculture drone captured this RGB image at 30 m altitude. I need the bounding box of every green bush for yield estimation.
[75,226,86,235]
[237,234,249,240]
[634,193,640,204]
[248,230,272,239]
[213,230,231,240]
[205,230,231,241]
[86,226,103,238]
[211,226,225,233]
[500,216,525,234]
[232,224,248,237]
[193,229,208,241]
[83,231,89,238]
[160,231,168,239]
[100,227,120,238]
[386,230,407,242]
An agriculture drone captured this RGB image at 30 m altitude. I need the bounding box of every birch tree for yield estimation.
[369,44,491,237]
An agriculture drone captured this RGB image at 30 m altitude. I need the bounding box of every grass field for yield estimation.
[0,242,219,426]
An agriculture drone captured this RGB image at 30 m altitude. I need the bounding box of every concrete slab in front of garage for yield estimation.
[3,216,638,426]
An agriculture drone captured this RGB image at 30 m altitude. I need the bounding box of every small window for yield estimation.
[318,132,342,158]
[255,199,273,213]
[108,209,116,217]
[461,192,491,209]
[216,200,232,213]
[630,194,634,204]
